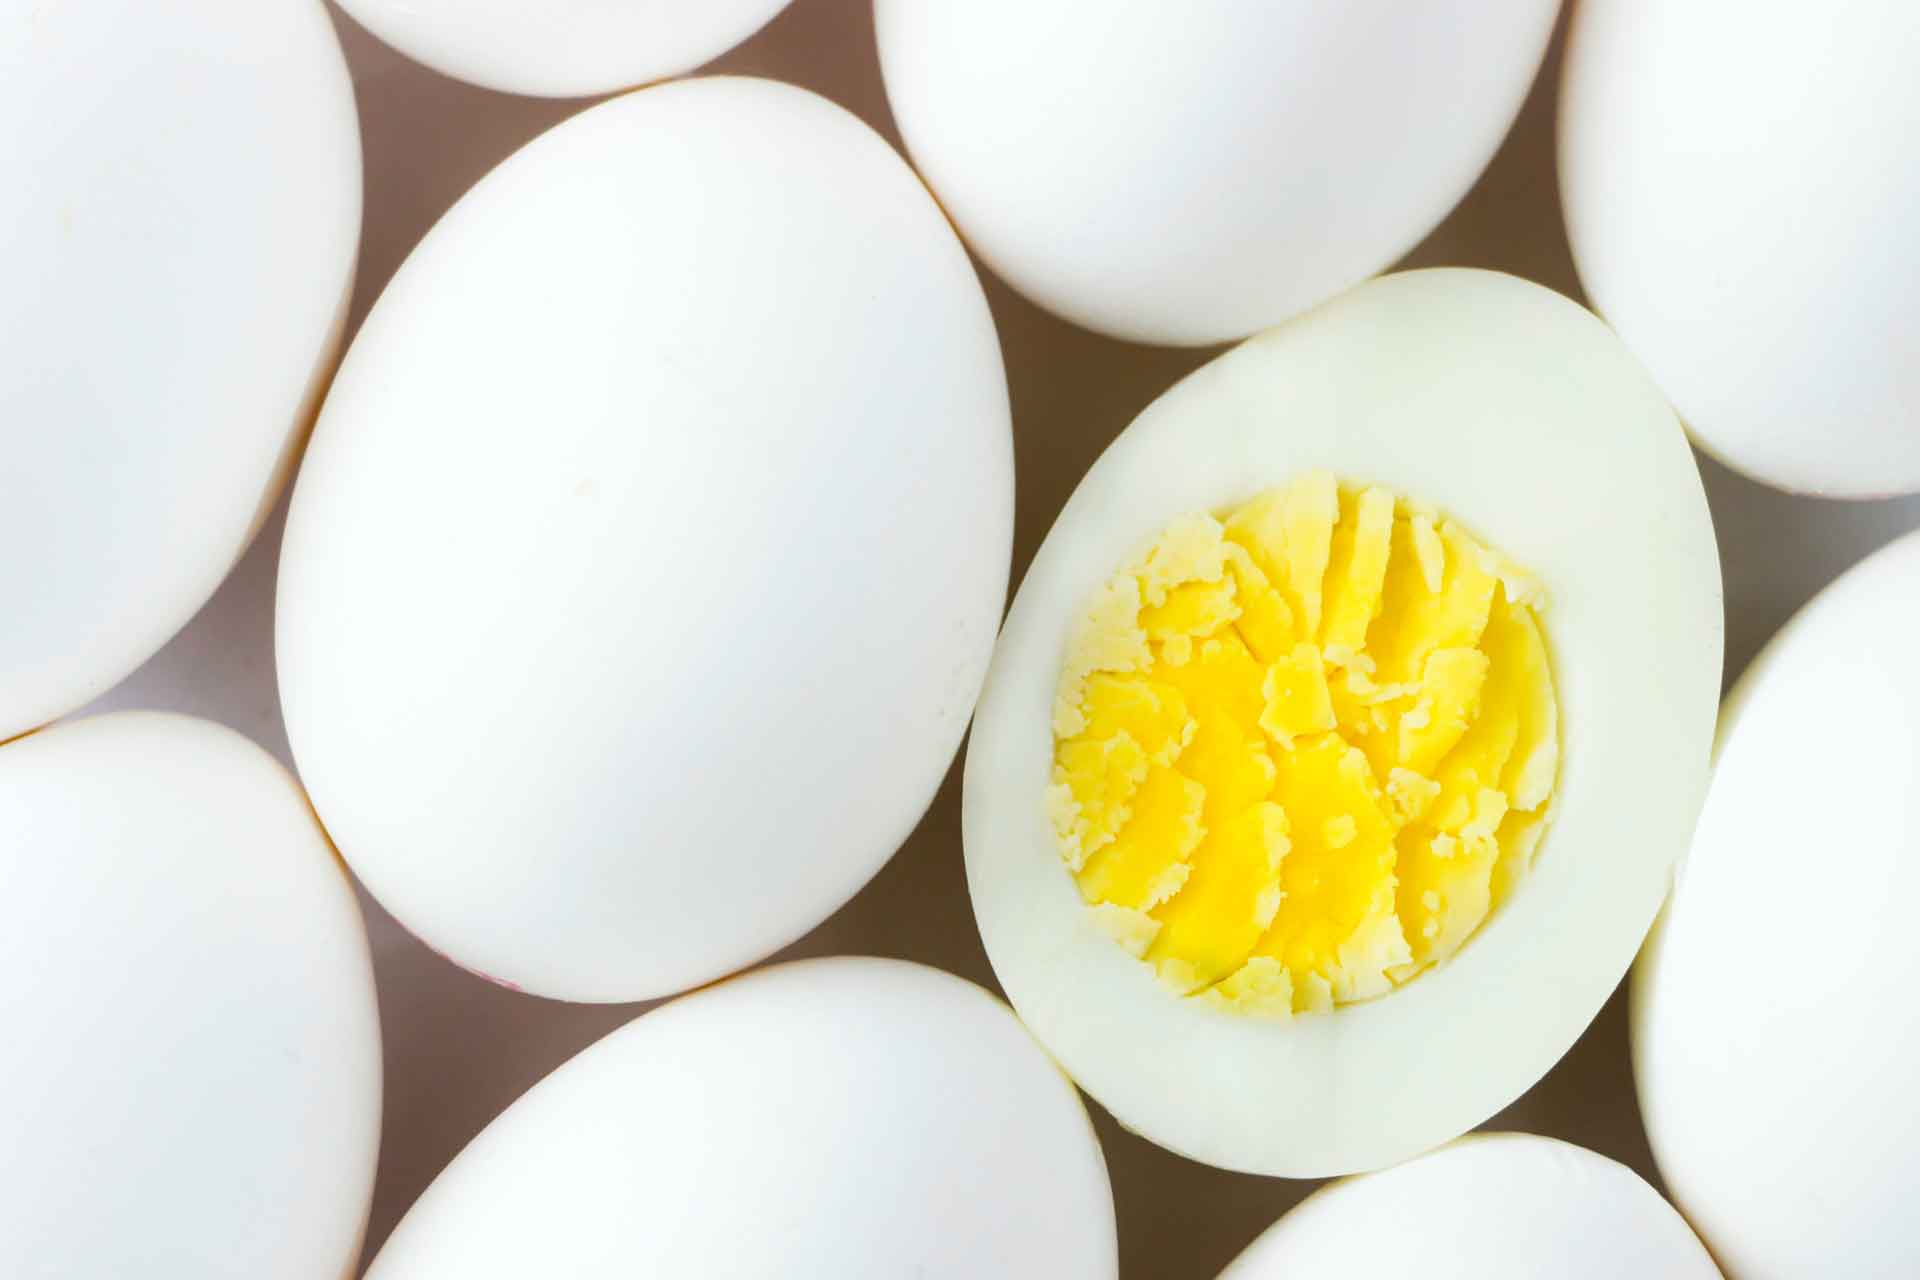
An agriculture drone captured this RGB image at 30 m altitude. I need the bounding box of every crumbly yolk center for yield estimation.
[1047,473,1559,1017]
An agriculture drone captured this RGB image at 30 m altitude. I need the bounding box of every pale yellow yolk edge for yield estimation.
[1047,473,1559,1018]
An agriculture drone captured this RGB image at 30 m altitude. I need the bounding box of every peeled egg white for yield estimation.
[0,0,359,743]
[874,1,1558,346]
[1560,0,1920,497]
[964,268,1722,1175]
[1220,1133,1719,1278]
[334,0,791,97]
[279,77,1011,1003]
[1633,528,1920,1277]
[0,714,381,1276]
[366,957,1115,1277]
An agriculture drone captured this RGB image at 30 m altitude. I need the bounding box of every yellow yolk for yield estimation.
[1047,473,1559,1017]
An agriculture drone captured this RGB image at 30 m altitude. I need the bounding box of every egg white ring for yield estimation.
[964,268,1723,1177]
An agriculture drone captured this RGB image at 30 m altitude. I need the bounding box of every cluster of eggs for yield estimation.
[3,1,1916,1276]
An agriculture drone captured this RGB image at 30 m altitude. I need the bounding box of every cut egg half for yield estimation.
[964,269,1723,1176]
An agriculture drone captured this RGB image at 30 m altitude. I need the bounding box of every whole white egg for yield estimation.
[365,957,1115,1277]
[964,269,1723,1175]
[0,714,381,1276]
[874,1,1560,345]
[278,77,1012,1003]
[1220,1133,1719,1278]
[0,0,360,743]
[334,0,792,98]
[1634,527,1920,1276]
[1561,0,1920,497]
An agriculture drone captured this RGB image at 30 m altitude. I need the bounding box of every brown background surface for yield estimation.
[82,3,1920,1275]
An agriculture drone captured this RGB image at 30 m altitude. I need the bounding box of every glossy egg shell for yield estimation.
[0,0,359,742]
[367,958,1116,1278]
[0,714,381,1276]
[278,77,1013,1002]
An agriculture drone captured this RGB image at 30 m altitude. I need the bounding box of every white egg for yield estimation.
[1220,1133,1720,1278]
[335,0,791,97]
[0,714,381,1276]
[1560,0,1920,498]
[964,268,1722,1175]
[279,77,1011,1003]
[365,957,1114,1277]
[874,1,1559,346]
[0,0,359,744]
[1634,527,1920,1276]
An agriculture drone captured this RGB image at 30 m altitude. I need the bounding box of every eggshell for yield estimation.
[1560,0,1920,497]
[1633,527,1920,1276]
[1220,1134,1720,1278]
[0,0,360,743]
[335,0,792,97]
[874,1,1559,345]
[278,77,1012,1002]
[964,269,1723,1175]
[366,957,1115,1278]
[0,713,381,1276]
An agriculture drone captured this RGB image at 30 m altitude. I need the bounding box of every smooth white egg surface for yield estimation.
[1561,0,1920,498]
[1634,527,1920,1277]
[1220,1133,1719,1278]
[366,957,1115,1278]
[964,268,1722,1176]
[0,713,381,1277]
[873,1,1559,346]
[334,0,791,97]
[278,77,1012,1003]
[0,0,360,744]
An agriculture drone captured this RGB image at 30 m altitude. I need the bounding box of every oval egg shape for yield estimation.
[1220,1134,1719,1278]
[963,268,1723,1175]
[1560,0,1920,497]
[366,958,1116,1277]
[334,0,792,98]
[874,1,1559,345]
[0,0,360,743]
[278,77,1012,1003]
[0,713,381,1276]
[1633,527,1920,1276]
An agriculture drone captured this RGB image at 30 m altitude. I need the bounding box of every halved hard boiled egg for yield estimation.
[964,269,1722,1176]
[1220,1134,1719,1278]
